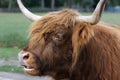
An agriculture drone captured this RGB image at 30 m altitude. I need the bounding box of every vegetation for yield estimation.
[0,65,23,73]
[0,48,23,73]
[0,13,29,48]
[0,13,44,48]
[0,48,20,60]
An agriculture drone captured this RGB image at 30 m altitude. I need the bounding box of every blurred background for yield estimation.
[0,0,120,76]
[0,0,120,12]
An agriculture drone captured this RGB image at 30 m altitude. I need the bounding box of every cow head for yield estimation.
[17,0,107,78]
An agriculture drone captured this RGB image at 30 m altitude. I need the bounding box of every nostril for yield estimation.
[23,53,29,60]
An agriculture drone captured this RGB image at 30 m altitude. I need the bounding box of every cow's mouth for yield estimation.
[22,65,34,71]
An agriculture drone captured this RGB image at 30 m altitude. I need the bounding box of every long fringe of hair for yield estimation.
[28,9,79,48]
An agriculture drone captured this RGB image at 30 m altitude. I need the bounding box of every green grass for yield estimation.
[0,65,23,73]
[81,12,120,26]
[0,13,29,48]
[0,48,20,60]
[0,13,30,37]
[0,48,23,73]
[102,12,120,26]
[0,13,45,48]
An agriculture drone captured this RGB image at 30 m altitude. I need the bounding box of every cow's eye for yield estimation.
[52,32,66,46]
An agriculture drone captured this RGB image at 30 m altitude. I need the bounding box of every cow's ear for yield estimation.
[72,22,94,47]
[71,22,94,69]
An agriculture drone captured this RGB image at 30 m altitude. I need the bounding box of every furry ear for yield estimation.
[71,22,94,69]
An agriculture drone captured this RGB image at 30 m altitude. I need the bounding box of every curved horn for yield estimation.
[78,0,107,24]
[17,0,42,21]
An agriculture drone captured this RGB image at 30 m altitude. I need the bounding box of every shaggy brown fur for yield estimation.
[28,9,79,49]
[19,9,120,80]
[70,22,120,80]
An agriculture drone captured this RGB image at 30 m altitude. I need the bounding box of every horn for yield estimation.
[17,0,42,21]
[78,0,107,24]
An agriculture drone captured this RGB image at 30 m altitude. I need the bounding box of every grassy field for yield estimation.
[0,13,29,48]
[0,48,23,73]
[0,12,120,73]
[0,13,45,48]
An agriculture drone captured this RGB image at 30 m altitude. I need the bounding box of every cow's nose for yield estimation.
[18,52,30,65]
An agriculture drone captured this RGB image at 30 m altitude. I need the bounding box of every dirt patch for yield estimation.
[0,59,18,67]
[0,72,52,80]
